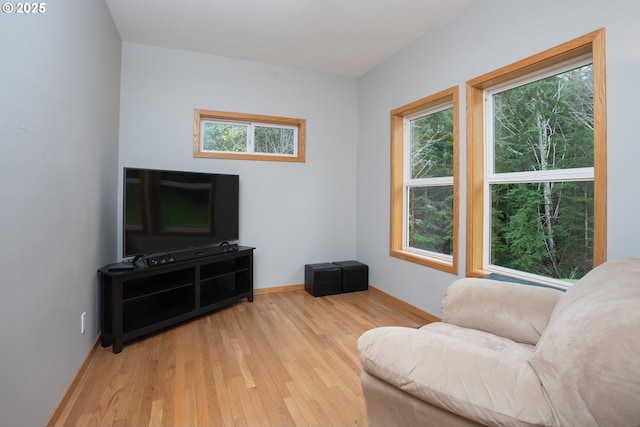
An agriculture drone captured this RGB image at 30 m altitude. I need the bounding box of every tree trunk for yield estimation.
[536,113,561,278]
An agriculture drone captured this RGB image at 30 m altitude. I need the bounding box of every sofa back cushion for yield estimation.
[442,278,562,345]
[529,258,640,426]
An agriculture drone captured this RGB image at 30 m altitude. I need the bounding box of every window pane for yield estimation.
[202,122,248,152]
[409,108,453,179]
[407,185,453,255]
[490,181,593,281]
[254,126,294,155]
[492,64,593,174]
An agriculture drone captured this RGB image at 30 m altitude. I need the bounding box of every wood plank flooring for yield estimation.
[48,287,435,427]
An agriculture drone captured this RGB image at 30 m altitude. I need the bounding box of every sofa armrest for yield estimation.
[441,278,563,345]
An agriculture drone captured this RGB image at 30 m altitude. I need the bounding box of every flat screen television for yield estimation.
[123,167,239,259]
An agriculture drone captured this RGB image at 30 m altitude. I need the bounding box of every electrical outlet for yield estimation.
[81,312,87,334]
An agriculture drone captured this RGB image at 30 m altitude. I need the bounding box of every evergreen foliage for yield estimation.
[407,107,454,255]
[490,64,594,279]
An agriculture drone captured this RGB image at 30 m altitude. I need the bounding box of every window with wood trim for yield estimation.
[194,109,306,162]
[390,87,459,274]
[466,28,606,286]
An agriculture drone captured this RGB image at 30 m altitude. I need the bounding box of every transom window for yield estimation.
[390,87,459,273]
[194,110,306,162]
[466,29,606,286]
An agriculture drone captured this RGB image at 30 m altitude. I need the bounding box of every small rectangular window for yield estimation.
[194,110,306,162]
[253,124,296,155]
[201,121,249,153]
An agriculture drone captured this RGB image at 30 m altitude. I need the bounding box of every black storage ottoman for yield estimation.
[333,260,368,292]
[305,263,342,297]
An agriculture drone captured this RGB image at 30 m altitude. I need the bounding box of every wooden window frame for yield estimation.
[390,86,460,274]
[465,28,607,279]
[194,109,306,162]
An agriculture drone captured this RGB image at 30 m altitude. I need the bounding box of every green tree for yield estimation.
[202,123,247,152]
[491,65,594,279]
[408,108,454,255]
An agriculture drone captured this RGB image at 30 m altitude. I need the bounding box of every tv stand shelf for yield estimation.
[98,246,254,354]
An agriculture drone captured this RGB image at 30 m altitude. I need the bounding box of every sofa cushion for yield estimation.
[358,323,557,426]
[442,278,563,345]
[529,258,640,426]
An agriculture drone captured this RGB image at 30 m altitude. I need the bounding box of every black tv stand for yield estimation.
[98,246,254,353]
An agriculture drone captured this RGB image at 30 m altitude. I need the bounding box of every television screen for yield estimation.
[123,168,239,258]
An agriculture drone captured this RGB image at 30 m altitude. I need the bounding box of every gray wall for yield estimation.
[0,1,121,426]
[356,0,640,315]
[117,43,358,288]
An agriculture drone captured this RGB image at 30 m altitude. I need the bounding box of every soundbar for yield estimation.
[143,243,239,267]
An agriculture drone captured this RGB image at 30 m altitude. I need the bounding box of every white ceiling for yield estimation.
[105,0,476,78]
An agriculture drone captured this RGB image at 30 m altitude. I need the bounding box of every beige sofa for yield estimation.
[358,258,640,426]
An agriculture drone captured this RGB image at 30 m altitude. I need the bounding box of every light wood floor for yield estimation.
[48,287,436,427]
